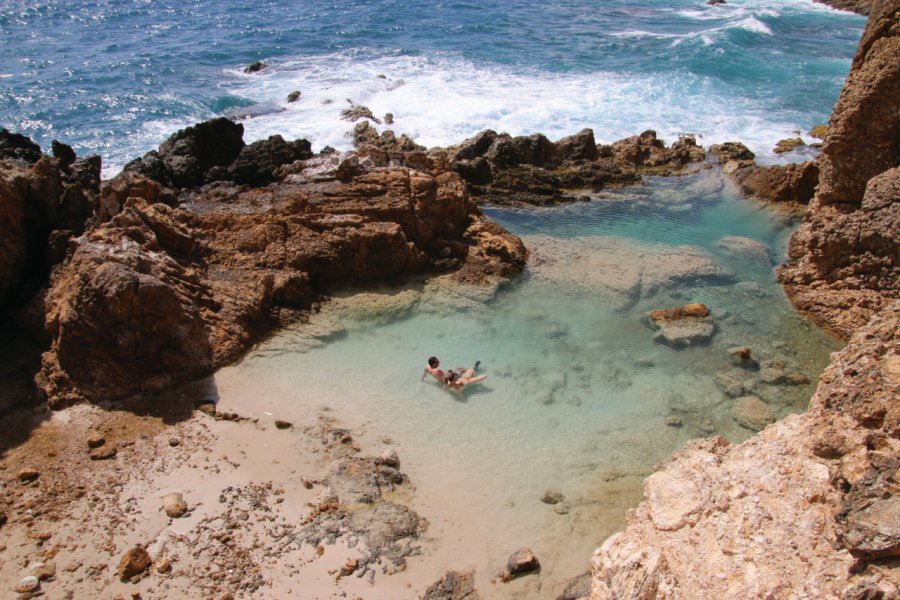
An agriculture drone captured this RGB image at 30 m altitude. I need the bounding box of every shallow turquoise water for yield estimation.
[215,168,841,595]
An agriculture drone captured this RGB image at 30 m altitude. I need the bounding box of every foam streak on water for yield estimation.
[0,0,865,175]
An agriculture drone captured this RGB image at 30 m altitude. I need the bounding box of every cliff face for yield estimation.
[591,2,899,598]
[778,0,899,339]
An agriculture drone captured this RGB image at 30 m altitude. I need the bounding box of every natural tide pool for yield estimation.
[213,167,842,597]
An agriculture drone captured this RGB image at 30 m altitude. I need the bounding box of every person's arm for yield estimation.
[421,368,428,381]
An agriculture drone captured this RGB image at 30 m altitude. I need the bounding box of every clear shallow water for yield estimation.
[215,169,841,596]
[1,0,864,174]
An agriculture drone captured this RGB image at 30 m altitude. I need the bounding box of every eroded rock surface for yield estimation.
[37,153,525,405]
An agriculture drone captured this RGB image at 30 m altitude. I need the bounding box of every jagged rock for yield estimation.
[98,171,177,221]
[286,90,301,103]
[227,134,312,186]
[555,128,599,163]
[611,131,704,172]
[38,155,525,406]
[124,118,245,188]
[647,304,715,348]
[340,104,381,124]
[422,570,479,600]
[117,545,151,582]
[0,128,42,163]
[244,61,267,74]
[708,0,726,5]
[351,121,424,153]
[51,139,77,168]
[708,141,755,164]
[728,161,819,204]
[816,0,896,206]
[731,395,775,431]
[162,492,188,518]
[773,137,805,154]
[779,166,899,339]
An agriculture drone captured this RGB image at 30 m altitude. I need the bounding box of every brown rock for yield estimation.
[116,545,151,581]
[18,467,39,482]
[729,161,819,204]
[15,576,39,594]
[31,561,56,581]
[89,445,117,460]
[156,557,172,574]
[648,304,716,348]
[338,557,358,576]
[274,419,292,430]
[162,492,188,518]
[505,548,540,577]
[243,61,266,74]
[816,0,899,206]
[87,433,106,448]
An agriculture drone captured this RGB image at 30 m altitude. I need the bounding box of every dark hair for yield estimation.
[428,356,439,367]
[446,371,459,383]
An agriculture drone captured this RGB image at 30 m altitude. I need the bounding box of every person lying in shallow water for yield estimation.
[443,369,487,398]
[422,356,486,398]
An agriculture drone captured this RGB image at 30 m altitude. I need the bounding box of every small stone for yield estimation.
[87,433,106,449]
[316,544,325,556]
[156,558,172,574]
[117,545,151,582]
[339,558,358,576]
[89,445,117,460]
[18,467,40,482]
[377,449,400,467]
[0,511,6,527]
[541,489,564,505]
[506,547,540,576]
[286,90,301,103]
[274,420,293,430]
[0,543,6,551]
[665,415,683,427]
[162,492,188,518]
[31,561,56,581]
[15,575,39,594]
[168,438,180,447]
[384,112,394,125]
[301,478,313,489]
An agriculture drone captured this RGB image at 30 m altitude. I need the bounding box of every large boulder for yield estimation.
[228,134,313,186]
[0,128,42,163]
[125,117,245,188]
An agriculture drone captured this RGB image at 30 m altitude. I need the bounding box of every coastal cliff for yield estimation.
[591,1,899,597]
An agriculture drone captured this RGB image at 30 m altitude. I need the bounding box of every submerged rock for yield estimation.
[731,395,775,431]
[647,304,716,348]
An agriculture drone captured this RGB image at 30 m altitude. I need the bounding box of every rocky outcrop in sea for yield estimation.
[590,1,899,597]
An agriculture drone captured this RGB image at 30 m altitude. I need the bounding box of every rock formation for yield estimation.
[442,128,706,206]
[30,123,526,407]
[591,3,899,597]
[709,141,819,206]
[778,0,899,339]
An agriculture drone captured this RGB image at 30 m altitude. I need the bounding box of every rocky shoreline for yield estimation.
[591,1,898,598]
[0,2,897,599]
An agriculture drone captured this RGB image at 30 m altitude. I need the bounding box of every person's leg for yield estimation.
[466,375,487,384]
[461,368,475,378]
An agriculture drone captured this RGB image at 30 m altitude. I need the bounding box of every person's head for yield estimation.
[428,356,440,368]
[445,371,459,384]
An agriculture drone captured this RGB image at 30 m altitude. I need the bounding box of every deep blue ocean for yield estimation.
[1,0,864,176]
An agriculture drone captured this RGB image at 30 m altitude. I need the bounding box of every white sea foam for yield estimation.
[220,51,812,162]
